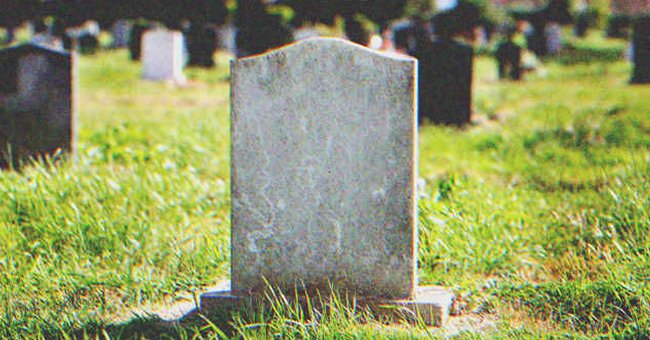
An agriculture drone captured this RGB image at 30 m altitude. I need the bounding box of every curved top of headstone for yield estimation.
[236,37,416,64]
[0,43,70,59]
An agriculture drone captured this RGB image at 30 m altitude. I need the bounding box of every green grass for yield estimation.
[0,36,649,338]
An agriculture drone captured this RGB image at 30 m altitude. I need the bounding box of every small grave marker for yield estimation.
[201,38,453,326]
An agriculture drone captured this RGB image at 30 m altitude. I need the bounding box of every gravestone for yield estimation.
[496,37,522,81]
[610,1,650,84]
[630,16,650,84]
[111,20,132,48]
[141,28,186,84]
[426,38,473,126]
[218,24,237,55]
[185,22,218,68]
[201,37,454,326]
[545,22,562,55]
[128,23,151,61]
[0,43,75,168]
[66,21,100,54]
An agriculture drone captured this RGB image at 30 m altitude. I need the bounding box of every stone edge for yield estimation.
[199,285,454,327]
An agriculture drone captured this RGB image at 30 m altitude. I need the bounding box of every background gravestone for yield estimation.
[0,44,75,168]
[422,12,474,126]
[630,16,650,84]
[128,23,151,61]
[610,1,650,84]
[111,20,132,48]
[142,28,186,84]
[202,38,454,326]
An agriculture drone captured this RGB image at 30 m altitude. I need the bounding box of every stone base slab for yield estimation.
[200,285,454,327]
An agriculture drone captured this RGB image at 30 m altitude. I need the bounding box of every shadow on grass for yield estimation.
[61,309,236,339]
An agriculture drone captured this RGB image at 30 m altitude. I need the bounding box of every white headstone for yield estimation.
[142,28,186,84]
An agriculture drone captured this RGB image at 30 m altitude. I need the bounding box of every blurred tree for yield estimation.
[0,0,39,43]
[235,0,292,57]
[544,0,572,24]
[281,0,407,40]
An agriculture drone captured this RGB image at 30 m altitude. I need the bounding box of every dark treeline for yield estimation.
[236,0,407,55]
[0,0,409,58]
[0,0,228,28]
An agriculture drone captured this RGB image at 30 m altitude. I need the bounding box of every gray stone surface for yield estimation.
[0,43,75,168]
[230,37,417,299]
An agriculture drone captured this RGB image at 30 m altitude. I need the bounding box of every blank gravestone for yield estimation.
[142,28,186,84]
[201,37,454,326]
[0,43,76,168]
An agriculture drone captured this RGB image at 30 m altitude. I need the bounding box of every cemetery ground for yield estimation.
[1,38,649,339]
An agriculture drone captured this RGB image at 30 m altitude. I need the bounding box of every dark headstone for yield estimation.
[420,38,473,126]
[574,10,591,37]
[78,33,99,54]
[631,16,650,84]
[186,22,218,68]
[527,12,548,57]
[495,40,522,80]
[129,23,151,61]
[606,15,631,38]
[0,44,75,168]
[0,55,18,94]
[396,19,436,125]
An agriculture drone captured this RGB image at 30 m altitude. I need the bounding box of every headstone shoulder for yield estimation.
[0,43,71,60]
[234,37,417,64]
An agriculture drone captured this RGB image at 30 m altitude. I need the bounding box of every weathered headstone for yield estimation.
[141,28,186,84]
[201,37,454,326]
[0,44,75,168]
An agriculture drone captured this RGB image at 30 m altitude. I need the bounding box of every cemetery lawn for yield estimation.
[1,45,648,339]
